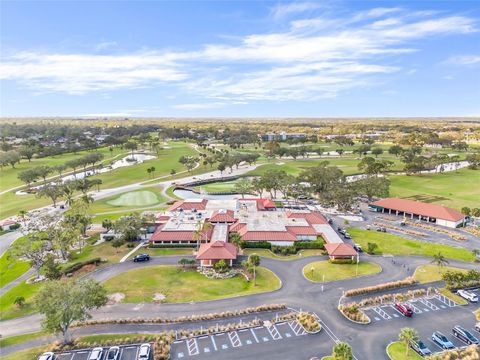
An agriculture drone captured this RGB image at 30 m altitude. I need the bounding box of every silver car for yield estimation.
[88,347,103,360]
[138,343,151,360]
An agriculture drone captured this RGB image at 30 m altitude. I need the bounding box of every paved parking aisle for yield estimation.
[170,320,315,360]
[362,295,461,323]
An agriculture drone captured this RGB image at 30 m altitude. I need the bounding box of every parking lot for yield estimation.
[55,344,150,360]
[362,293,459,323]
[171,319,322,359]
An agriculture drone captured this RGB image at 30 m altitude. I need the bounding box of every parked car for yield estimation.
[107,346,120,360]
[38,352,56,360]
[432,331,455,349]
[88,348,104,360]
[338,229,346,235]
[353,244,363,252]
[452,325,479,345]
[457,289,478,303]
[133,253,150,262]
[476,322,480,333]
[138,343,151,360]
[327,218,333,224]
[395,303,413,317]
[343,233,352,240]
[411,340,432,357]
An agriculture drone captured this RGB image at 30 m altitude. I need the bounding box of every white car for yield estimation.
[138,343,151,360]
[457,289,478,303]
[475,322,480,332]
[38,352,56,360]
[88,347,103,360]
[106,346,120,360]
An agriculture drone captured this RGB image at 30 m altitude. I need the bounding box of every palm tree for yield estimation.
[332,341,353,360]
[17,210,27,226]
[398,327,419,356]
[431,252,449,273]
[248,254,260,286]
[229,232,242,251]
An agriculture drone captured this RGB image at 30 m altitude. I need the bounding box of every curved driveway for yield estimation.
[1,252,478,359]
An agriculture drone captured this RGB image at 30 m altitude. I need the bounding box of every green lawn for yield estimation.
[0,280,42,320]
[348,228,475,262]
[387,341,422,360]
[132,247,194,258]
[303,261,381,282]
[0,346,46,360]
[0,331,47,348]
[388,168,480,210]
[0,146,126,192]
[90,207,167,223]
[413,265,468,283]
[103,265,280,303]
[243,248,325,260]
[0,248,30,288]
[89,186,166,213]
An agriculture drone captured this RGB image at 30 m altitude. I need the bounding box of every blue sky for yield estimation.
[1,1,479,117]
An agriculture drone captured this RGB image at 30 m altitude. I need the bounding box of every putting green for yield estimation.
[107,190,161,207]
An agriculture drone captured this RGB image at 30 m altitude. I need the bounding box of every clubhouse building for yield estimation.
[369,198,466,228]
[151,198,353,266]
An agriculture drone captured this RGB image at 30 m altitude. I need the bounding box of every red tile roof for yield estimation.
[168,199,208,212]
[325,243,357,257]
[371,198,464,222]
[287,211,328,225]
[150,228,212,242]
[208,210,236,223]
[196,241,237,260]
[286,226,318,236]
[242,198,276,210]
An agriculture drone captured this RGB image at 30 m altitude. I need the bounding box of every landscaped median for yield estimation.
[302,261,381,282]
[348,228,476,262]
[103,265,281,303]
[386,341,422,360]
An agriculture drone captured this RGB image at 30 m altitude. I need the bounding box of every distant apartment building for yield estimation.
[261,132,307,142]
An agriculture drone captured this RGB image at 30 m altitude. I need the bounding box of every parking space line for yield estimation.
[210,335,218,351]
[419,298,439,311]
[434,294,457,307]
[407,301,422,314]
[186,338,199,356]
[288,320,307,336]
[250,328,260,343]
[134,346,140,360]
[371,306,391,320]
[228,331,242,348]
[266,324,282,340]
[118,347,124,360]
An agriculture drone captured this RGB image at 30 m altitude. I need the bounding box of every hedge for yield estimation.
[62,258,102,275]
[240,241,271,249]
[295,241,324,250]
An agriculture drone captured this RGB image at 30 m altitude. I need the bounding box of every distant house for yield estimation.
[324,243,358,261]
[0,220,18,231]
[369,198,466,228]
[261,132,306,142]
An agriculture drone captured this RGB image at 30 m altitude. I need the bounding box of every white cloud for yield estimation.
[270,2,323,19]
[0,5,477,102]
[95,41,118,51]
[447,55,480,65]
[0,52,188,94]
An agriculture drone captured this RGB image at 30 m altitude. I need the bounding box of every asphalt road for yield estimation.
[1,252,478,359]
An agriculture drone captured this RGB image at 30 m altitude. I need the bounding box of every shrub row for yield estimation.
[425,344,480,360]
[405,220,467,241]
[240,241,271,249]
[62,258,102,275]
[149,244,196,248]
[75,304,287,327]
[344,277,417,297]
[443,269,480,290]
[329,259,355,264]
[294,240,325,250]
[345,289,431,309]
[338,304,370,324]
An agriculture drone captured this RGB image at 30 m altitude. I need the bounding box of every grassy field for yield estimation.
[413,264,468,283]
[388,168,480,210]
[0,280,42,320]
[303,261,381,282]
[0,331,47,348]
[0,346,46,360]
[103,265,280,303]
[131,247,194,258]
[243,248,325,260]
[348,228,476,262]
[89,186,166,214]
[90,207,168,223]
[0,247,30,287]
[0,142,197,218]
[0,146,126,192]
[387,342,422,360]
